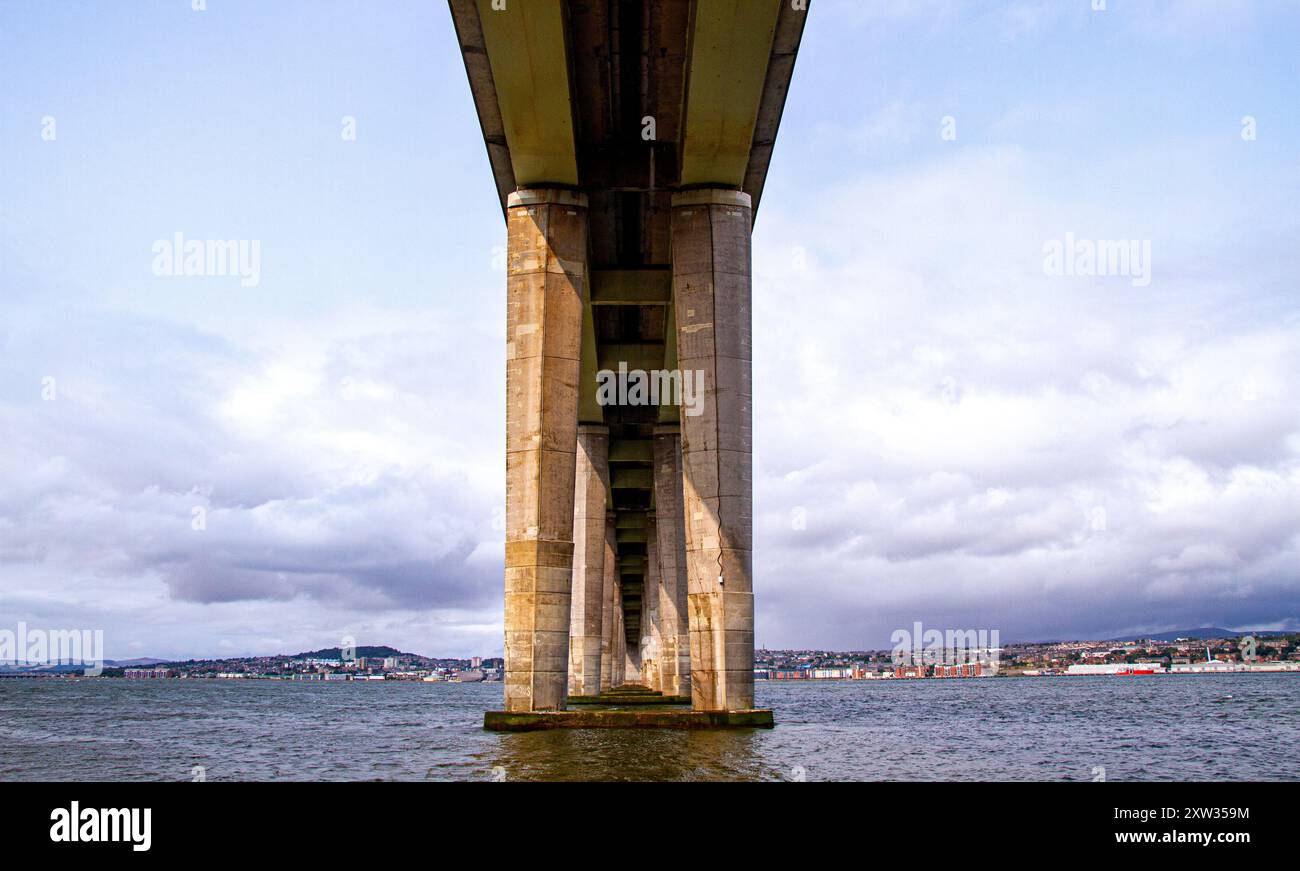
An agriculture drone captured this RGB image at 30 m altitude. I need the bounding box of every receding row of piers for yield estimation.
[502,187,756,716]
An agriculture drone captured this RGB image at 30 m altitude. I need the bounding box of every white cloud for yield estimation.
[751,142,1300,646]
[0,301,506,659]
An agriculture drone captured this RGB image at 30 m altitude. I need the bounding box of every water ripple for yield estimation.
[0,676,1297,781]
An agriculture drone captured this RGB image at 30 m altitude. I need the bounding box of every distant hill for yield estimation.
[0,663,96,673]
[1013,627,1294,645]
[290,645,412,660]
[1142,627,1288,642]
[3,646,447,671]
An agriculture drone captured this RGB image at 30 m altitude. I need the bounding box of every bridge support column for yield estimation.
[612,580,627,687]
[503,188,588,713]
[671,189,754,712]
[567,424,608,698]
[653,424,691,698]
[599,510,617,692]
[640,513,663,691]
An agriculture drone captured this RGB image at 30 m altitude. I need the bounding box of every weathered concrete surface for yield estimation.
[607,529,628,689]
[568,683,691,706]
[484,708,774,731]
[566,696,691,705]
[599,510,617,692]
[638,512,663,691]
[503,188,588,713]
[652,424,691,698]
[567,424,609,697]
[613,595,629,687]
[671,189,755,713]
[599,683,660,696]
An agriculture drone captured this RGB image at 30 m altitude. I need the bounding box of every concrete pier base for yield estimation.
[568,683,690,705]
[484,709,774,731]
[566,694,693,706]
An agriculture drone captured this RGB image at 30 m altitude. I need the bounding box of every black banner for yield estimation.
[0,781,1282,858]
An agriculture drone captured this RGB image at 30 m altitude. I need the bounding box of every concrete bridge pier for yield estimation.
[639,511,664,692]
[567,424,609,698]
[653,424,691,699]
[502,188,588,713]
[672,189,755,713]
[611,578,627,688]
[599,510,617,693]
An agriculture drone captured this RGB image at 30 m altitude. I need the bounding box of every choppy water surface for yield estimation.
[2,676,1296,781]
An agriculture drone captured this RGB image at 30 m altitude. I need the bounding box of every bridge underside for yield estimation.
[452,0,805,717]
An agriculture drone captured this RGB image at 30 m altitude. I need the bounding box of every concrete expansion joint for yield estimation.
[508,188,589,209]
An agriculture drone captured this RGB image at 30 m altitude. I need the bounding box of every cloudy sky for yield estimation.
[1,0,1297,659]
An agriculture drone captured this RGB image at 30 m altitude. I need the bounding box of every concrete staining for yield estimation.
[449,0,807,730]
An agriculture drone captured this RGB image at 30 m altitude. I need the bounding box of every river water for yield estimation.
[2,675,1296,781]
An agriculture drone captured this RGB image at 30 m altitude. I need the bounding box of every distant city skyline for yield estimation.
[2,1,1298,661]
[11,625,1287,667]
